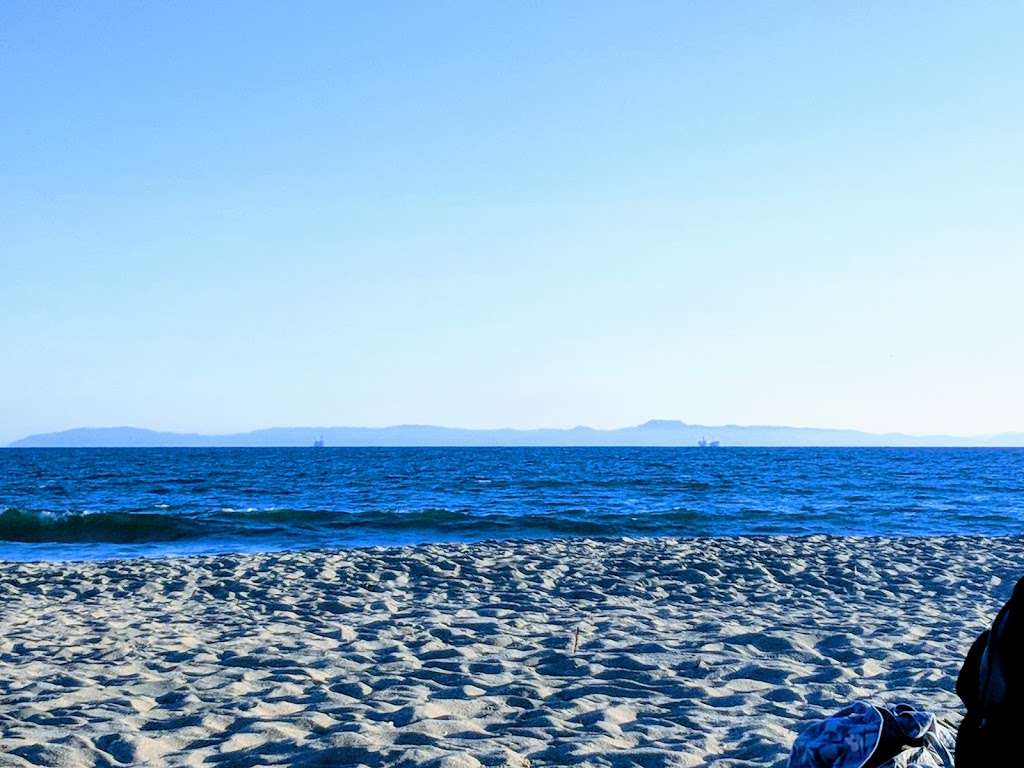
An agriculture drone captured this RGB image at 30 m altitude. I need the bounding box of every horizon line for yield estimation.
[8,419,1024,449]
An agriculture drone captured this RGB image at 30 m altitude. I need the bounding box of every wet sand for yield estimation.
[0,535,1016,767]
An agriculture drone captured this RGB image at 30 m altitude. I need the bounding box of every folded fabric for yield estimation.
[788,701,955,768]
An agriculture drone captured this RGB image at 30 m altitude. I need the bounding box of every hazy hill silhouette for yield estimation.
[8,421,1024,447]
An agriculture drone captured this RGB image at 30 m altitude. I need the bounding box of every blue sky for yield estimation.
[2,2,1021,443]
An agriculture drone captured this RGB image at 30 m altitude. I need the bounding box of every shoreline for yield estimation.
[1,535,1016,766]
[3,531,1023,565]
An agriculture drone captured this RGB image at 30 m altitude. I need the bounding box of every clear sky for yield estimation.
[2,2,1022,443]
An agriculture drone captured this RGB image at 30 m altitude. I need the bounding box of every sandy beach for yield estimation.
[0,535,1017,767]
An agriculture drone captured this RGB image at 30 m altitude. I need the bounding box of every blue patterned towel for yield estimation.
[788,701,955,768]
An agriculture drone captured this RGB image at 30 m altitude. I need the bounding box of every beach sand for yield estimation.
[0,536,1018,767]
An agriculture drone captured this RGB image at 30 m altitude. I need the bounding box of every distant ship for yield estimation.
[698,436,720,448]
[313,435,325,448]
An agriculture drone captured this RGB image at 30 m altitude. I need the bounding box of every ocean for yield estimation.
[0,447,1021,560]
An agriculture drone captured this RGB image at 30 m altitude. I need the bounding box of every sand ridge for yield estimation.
[0,535,1018,767]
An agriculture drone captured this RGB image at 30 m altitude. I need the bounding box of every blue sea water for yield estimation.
[0,447,1022,560]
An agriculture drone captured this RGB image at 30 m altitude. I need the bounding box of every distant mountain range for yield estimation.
[7,421,1024,447]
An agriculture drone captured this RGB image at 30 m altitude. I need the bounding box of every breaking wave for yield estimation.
[0,506,711,544]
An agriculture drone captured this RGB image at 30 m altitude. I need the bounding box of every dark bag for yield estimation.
[955,575,1024,765]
